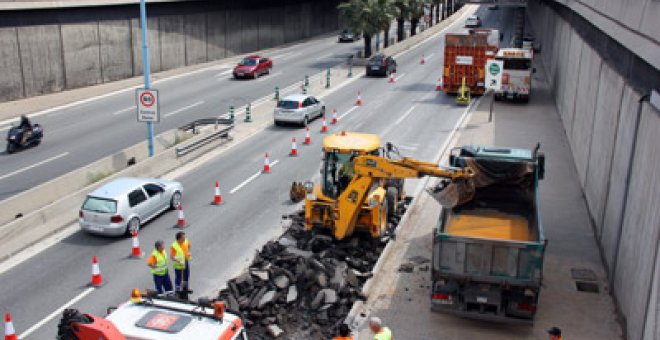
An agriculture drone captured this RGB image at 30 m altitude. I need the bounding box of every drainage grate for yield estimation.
[570,268,597,281]
[576,281,600,293]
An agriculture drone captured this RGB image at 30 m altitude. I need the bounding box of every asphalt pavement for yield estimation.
[0,5,519,339]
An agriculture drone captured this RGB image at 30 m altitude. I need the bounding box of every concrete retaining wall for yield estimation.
[0,0,340,102]
[528,1,660,339]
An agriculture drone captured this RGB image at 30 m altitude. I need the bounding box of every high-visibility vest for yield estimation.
[150,250,168,276]
[373,327,392,340]
[171,240,190,270]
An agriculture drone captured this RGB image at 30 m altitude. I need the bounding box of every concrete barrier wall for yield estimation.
[528,1,660,339]
[0,0,340,102]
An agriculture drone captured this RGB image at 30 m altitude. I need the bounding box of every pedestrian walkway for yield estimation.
[352,60,623,339]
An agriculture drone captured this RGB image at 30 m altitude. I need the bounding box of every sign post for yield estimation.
[139,0,155,157]
[137,89,159,123]
[485,60,503,123]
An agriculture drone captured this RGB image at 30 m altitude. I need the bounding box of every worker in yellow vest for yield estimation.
[170,231,192,298]
[146,240,174,296]
[368,317,392,340]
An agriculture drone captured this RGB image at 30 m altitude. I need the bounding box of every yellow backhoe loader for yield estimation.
[290,131,474,240]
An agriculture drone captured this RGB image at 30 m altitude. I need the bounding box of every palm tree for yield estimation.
[393,0,411,42]
[409,0,429,37]
[374,0,396,48]
[338,0,384,58]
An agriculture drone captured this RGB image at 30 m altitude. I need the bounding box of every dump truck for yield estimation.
[57,289,248,340]
[291,131,475,240]
[429,145,546,323]
[442,29,500,95]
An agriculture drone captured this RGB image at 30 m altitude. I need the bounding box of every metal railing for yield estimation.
[175,118,234,157]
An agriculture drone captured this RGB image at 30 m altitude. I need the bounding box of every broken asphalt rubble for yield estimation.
[218,202,408,339]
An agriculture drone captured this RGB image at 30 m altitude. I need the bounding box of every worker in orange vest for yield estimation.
[171,232,192,298]
[146,240,174,296]
[332,324,353,340]
[548,327,563,340]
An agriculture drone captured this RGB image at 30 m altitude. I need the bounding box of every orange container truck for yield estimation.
[442,29,499,95]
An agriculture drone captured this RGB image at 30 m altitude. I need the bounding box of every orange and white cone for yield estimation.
[420,54,426,64]
[213,180,222,205]
[90,256,103,287]
[290,137,298,156]
[388,71,395,83]
[321,116,328,133]
[304,127,311,145]
[435,78,442,91]
[356,91,362,105]
[130,230,142,258]
[177,204,186,228]
[4,312,17,340]
[331,108,338,124]
[263,152,271,173]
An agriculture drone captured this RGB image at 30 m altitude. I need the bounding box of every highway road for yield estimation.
[0,5,515,338]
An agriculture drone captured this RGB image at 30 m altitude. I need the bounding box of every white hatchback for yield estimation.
[273,94,325,127]
[79,177,183,236]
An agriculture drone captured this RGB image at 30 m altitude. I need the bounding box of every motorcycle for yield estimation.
[6,123,43,154]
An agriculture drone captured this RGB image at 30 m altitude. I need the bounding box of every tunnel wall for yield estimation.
[528,1,660,339]
[0,0,340,102]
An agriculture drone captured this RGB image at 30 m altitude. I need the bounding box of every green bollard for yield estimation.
[228,105,235,122]
[325,68,331,88]
[348,63,353,78]
[244,103,252,123]
[304,75,309,88]
[274,86,279,101]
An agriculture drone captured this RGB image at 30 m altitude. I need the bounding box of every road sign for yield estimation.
[136,88,160,123]
[485,60,504,90]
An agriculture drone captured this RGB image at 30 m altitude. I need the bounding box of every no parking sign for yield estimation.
[136,88,160,123]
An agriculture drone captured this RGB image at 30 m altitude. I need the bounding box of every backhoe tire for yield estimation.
[386,187,398,220]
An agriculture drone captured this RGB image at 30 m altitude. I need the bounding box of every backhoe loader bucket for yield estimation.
[426,177,475,208]
[290,182,306,203]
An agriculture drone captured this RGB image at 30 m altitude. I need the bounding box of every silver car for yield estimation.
[273,94,325,127]
[79,177,183,236]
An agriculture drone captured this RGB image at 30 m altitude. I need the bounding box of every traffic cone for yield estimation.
[4,312,17,340]
[290,137,298,156]
[435,78,442,91]
[213,180,222,205]
[90,256,103,287]
[356,91,362,105]
[321,116,328,133]
[263,153,271,173]
[177,204,186,228]
[130,230,142,258]
[304,127,311,145]
[420,54,426,64]
[331,108,338,124]
[388,72,395,83]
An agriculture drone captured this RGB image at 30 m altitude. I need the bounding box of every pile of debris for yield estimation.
[217,204,408,339]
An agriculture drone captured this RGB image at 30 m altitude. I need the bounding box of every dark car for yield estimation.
[338,29,361,42]
[233,55,273,79]
[365,54,397,77]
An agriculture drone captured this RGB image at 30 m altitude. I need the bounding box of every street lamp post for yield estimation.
[140,0,154,157]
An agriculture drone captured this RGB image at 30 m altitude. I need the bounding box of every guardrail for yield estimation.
[175,118,234,157]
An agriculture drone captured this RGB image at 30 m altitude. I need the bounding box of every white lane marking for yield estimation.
[18,287,95,339]
[112,106,135,115]
[215,69,233,78]
[164,101,204,117]
[424,52,435,61]
[315,53,333,61]
[229,159,280,194]
[394,105,416,126]
[394,73,407,82]
[257,71,282,82]
[0,152,69,182]
[337,106,358,120]
[274,52,302,61]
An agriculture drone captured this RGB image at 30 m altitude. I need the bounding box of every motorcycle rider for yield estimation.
[18,115,31,144]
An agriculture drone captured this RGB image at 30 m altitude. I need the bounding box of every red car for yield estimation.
[233,55,273,79]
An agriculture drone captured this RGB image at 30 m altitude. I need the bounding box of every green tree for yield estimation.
[338,0,386,58]
[408,0,429,37]
[374,0,396,48]
[393,0,411,42]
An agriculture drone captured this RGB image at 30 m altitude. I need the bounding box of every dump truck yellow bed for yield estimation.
[445,209,531,242]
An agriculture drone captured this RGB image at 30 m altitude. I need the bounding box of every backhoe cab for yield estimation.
[295,131,474,240]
